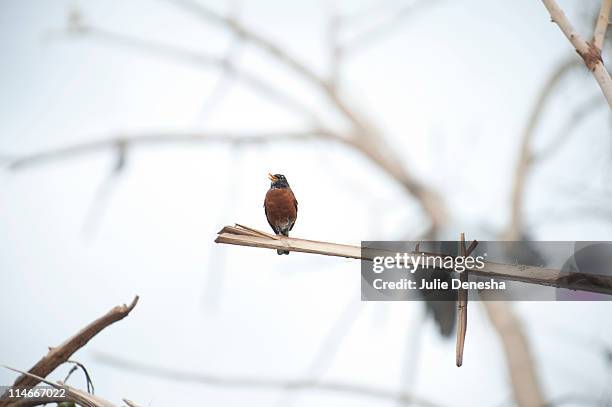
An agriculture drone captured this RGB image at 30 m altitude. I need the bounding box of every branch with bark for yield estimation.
[594,0,612,50]
[2,366,141,407]
[0,296,140,407]
[541,0,612,107]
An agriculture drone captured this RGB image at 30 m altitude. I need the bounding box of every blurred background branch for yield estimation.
[95,352,444,407]
[5,130,329,170]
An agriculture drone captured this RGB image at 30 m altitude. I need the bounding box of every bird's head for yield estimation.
[268,173,290,189]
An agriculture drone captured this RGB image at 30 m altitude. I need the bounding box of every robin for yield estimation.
[264,173,298,255]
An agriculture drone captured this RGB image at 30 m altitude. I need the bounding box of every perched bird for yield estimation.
[264,173,298,255]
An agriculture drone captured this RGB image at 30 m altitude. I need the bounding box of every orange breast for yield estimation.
[264,188,297,226]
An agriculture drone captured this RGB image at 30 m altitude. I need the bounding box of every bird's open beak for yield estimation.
[268,173,277,182]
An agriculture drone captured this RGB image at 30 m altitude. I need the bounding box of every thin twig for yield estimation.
[195,37,244,122]
[158,0,325,87]
[81,151,126,238]
[2,366,121,407]
[327,6,342,89]
[195,1,245,122]
[533,93,605,161]
[455,233,477,367]
[63,360,96,395]
[278,298,362,406]
[50,25,322,124]
[95,353,444,407]
[504,58,581,240]
[5,130,329,170]
[341,0,442,53]
[155,1,363,132]
[541,0,612,107]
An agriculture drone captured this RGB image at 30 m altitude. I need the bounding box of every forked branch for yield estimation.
[0,296,139,406]
[541,0,612,107]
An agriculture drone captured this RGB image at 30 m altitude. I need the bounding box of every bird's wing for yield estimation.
[289,195,298,231]
[264,195,280,235]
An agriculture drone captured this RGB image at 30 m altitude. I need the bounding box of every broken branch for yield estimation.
[215,225,612,295]
[0,296,139,406]
[455,234,478,367]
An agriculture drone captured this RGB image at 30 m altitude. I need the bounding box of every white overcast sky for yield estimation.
[1,0,612,406]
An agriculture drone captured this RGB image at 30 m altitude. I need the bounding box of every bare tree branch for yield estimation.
[500,64,602,404]
[42,3,450,236]
[504,58,582,240]
[345,135,448,233]
[4,130,329,170]
[541,0,612,107]
[156,0,370,131]
[95,352,444,407]
[51,25,321,123]
[327,6,343,89]
[0,296,139,406]
[594,0,612,50]
[194,36,243,122]
[194,1,245,122]
[1,366,136,407]
[80,164,124,238]
[534,93,605,161]
[501,29,610,407]
[154,0,447,231]
[277,298,362,406]
[216,225,612,295]
[341,0,442,53]
[482,301,543,407]
[158,0,325,87]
